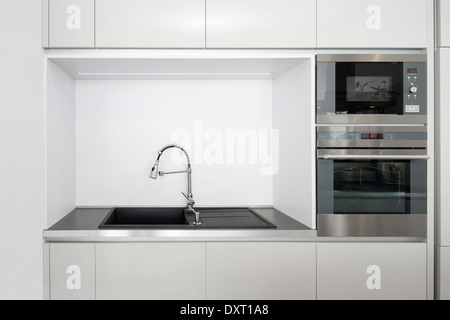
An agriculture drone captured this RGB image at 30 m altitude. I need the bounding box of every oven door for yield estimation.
[317,154,428,237]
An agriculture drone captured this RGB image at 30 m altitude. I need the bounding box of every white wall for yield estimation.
[75,80,274,207]
[273,60,314,229]
[0,0,44,299]
[46,61,76,226]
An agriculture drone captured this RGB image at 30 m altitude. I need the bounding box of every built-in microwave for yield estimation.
[316,54,427,124]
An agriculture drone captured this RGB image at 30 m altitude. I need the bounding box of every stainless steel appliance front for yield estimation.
[316,54,427,125]
[316,125,428,237]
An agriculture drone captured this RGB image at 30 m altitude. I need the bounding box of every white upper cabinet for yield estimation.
[95,0,205,48]
[206,0,316,48]
[47,0,95,48]
[317,0,428,48]
[439,0,450,47]
[44,0,432,49]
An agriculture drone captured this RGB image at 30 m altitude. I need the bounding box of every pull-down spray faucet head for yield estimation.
[149,159,160,179]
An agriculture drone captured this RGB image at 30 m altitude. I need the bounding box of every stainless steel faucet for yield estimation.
[149,144,201,225]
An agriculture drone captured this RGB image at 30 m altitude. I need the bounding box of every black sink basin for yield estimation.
[98,207,277,229]
[99,207,189,229]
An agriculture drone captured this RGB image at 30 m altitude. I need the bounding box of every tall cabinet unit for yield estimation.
[437,0,450,300]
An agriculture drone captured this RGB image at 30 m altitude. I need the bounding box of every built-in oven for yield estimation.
[316,125,428,237]
[316,54,427,124]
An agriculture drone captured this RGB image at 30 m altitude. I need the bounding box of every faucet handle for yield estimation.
[181,192,195,206]
[182,192,201,225]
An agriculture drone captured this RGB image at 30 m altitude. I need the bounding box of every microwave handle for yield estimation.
[318,155,430,160]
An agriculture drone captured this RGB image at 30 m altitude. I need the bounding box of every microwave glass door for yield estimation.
[335,62,403,115]
[317,159,427,215]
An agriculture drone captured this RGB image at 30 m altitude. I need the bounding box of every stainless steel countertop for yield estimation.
[43,207,425,243]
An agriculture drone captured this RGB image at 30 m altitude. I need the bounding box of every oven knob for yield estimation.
[409,86,418,94]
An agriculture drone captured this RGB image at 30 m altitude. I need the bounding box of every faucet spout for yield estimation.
[149,144,201,225]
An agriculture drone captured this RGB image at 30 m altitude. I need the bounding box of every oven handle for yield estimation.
[318,155,430,160]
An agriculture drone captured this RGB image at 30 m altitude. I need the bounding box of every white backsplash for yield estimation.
[75,79,274,207]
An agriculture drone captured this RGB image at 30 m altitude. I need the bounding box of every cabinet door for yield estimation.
[206,0,316,48]
[438,247,450,300]
[207,243,316,300]
[96,0,205,48]
[96,243,206,300]
[317,0,427,48]
[317,243,427,300]
[439,0,450,47]
[49,243,96,300]
[48,0,95,48]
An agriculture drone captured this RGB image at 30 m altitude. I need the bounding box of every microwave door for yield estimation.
[335,62,404,115]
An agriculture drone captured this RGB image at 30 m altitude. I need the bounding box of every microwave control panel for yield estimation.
[404,62,427,115]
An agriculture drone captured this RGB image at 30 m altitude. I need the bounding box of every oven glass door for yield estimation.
[317,159,427,215]
[335,62,403,115]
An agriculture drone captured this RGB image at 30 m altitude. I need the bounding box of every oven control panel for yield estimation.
[361,133,384,140]
[404,62,426,115]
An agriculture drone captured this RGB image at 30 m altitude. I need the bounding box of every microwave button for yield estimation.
[405,105,420,113]
[409,86,418,94]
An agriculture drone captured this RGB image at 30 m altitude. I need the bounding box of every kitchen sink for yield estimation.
[98,207,276,229]
[99,207,189,229]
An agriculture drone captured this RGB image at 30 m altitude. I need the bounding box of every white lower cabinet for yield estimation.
[95,243,206,300]
[206,242,316,300]
[48,243,96,300]
[317,243,427,300]
[47,241,429,300]
[438,247,450,300]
